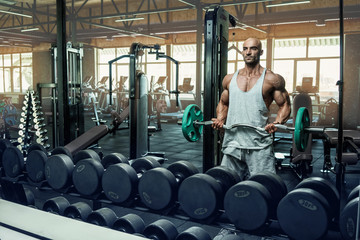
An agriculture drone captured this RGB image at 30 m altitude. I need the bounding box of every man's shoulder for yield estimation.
[265,69,284,82]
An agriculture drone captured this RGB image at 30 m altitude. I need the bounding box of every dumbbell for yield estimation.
[178,166,240,220]
[224,172,287,232]
[72,152,128,196]
[277,177,339,240]
[143,219,178,240]
[63,201,93,221]
[0,138,12,167]
[101,156,161,203]
[2,146,25,178]
[137,160,198,210]
[112,213,145,234]
[26,143,49,183]
[339,185,360,240]
[43,196,70,215]
[87,207,118,228]
[175,226,211,240]
[45,149,101,190]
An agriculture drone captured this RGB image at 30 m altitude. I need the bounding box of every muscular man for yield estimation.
[212,37,291,180]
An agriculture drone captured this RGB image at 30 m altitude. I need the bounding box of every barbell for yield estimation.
[181,104,325,152]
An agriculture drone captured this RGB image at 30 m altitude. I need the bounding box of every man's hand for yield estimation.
[211,118,224,130]
[264,122,278,134]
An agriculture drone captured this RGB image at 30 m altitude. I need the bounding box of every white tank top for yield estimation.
[222,68,273,150]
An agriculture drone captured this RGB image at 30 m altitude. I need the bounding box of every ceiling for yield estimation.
[0,0,359,49]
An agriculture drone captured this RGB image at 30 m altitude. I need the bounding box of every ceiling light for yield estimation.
[115,17,144,22]
[0,0,17,5]
[0,9,32,18]
[316,19,326,27]
[266,0,310,8]
[21,27,39,32]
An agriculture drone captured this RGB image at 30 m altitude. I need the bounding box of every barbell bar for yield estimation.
[181,104,325,152]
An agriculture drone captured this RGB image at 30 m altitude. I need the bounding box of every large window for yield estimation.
[0,53,32,93]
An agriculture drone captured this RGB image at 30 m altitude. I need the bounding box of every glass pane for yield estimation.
[296,60,317,88]
[172,44,196,62]
[0,69,3,92]
[98,64,110,88]
[0,55,3,66]
[117,65,130,90]
[98,48,116,64]
[319,59,340,101]
[227,62,235,74]
[147,63,167,90]
[176,62,196,93]
[147,45,166,63]
[4,68,11,92]
[12,54,20,66]
[3,55,11,67]
[273,60,294,93]
[22,67,32,92]
[274,38,307,59]
[308,36,340,58]
[21,53,32,66]
[13,68,20,92]
[117,47,129,56]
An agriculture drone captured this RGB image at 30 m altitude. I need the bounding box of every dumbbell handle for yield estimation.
[196,121,324,133]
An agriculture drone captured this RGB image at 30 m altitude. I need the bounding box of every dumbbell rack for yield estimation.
[18,90,49,154]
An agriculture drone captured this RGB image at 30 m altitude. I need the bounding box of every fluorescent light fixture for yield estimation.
[0,9,32,18]
[115,17,144,22]
[266,0,310,8]
[316,19,326,27]
[21,27,39,32]
[0,0,17,5]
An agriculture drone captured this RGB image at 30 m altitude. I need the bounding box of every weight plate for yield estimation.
[73,149,101,164]
[138,167,177,210]
[112,213,145,234]
[101,152,129,168]
[249,172,288,219]
[178,173,222,220]
[51,146,73,159]
[43,196,70,215]
[45,154,74,190]
[224,180,272,232]
[176,226,212,240]
[24,188,35,206]
[277,188,330,240]
[0,138,12,166]
[27,143,47,155]
[64,202,93,221]
[26,150,48,183]
[205,166,241,194]
[102,163,138,203]
[143,219,178,240]
[182,104,203,142]
[2,146,24,178]
[167,160,199,180]
[87,208,118,227]
[347,185,360,202]
[339,197,360,240]
[131,157,161,173]
[295,177,339,219]
[72,158,104,196]
[294,107,310,152]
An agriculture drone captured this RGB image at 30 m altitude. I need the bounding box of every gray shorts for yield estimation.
[221,145,275,180]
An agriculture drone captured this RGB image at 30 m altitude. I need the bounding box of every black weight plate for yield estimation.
[73,149,101,164]
[131,156,161,173]
[224,180,272,232]
[72,158,104,196]
[51,146,72,159]
[87,208,118,227]
[167,160,199,182]
[178,173,222,220]
[339,197,360,240]
[295,177,339,218]
[27,143,47,155]
[64,202,93,221]
[43,196,70,215]
[347,185,360,202]
[0,138,12,166]
[205,166,240,194]
[26,150,48,182]
[143,219,178,240]
[44,154,74,190]
[249,172,288,219]
[24,188,35,206]
[2,146,24,178]
[277,188,331,240]
[101,152,129,168]
[112,213,145,234]
[138,167,177,210]
[176,226,212,240]
[102,163,138,203]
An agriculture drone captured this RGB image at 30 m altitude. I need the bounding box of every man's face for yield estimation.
[242,39,263,65]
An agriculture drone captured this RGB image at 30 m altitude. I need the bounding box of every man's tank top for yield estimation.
[222,68,273,152]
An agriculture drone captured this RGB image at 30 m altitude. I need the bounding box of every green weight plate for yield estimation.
[182,104,203,142]
[294,107,310,152]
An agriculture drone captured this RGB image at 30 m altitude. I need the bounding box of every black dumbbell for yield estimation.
[138,160,198,210]
[339,185,360,240]
[143,219,178,240]
[26,143,49,183]
[2,146,25,178]
[43,196,70,215]
[112,213,145,234]
[0,138,12,167]
[101,156,161,203]
[224,172,287,232]
[87,207,118,228]
[72,152,128,196]
[277,177,339,240]
[175,226,211,240]
[63,202,93,221]
[178,166,240,220]
[45,149,101,190]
